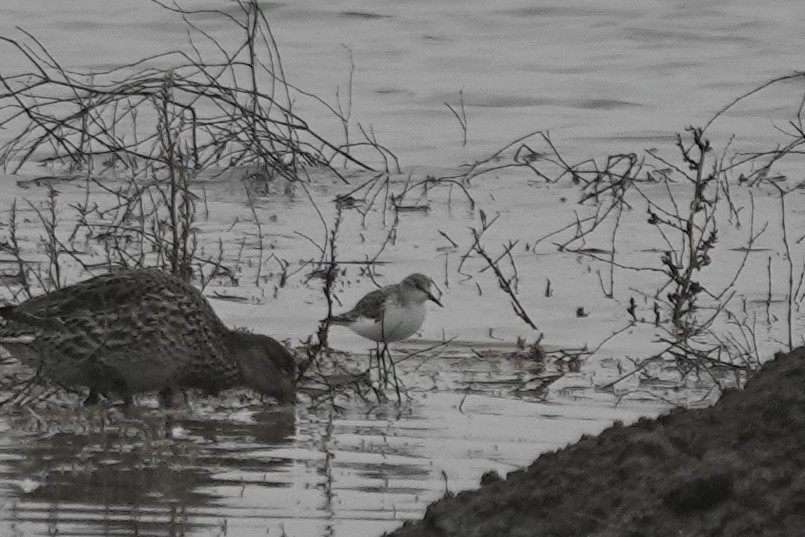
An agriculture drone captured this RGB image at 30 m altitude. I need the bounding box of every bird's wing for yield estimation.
[332,287,388,323]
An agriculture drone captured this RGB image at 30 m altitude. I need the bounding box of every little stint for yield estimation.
[332,273,442,343]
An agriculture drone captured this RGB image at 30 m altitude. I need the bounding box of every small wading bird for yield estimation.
[332,273,443,343]
[0,268,297,407]
[331,273,442,388]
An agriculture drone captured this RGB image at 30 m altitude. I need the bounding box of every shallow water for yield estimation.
[0,350,656,537]
[0,165,794,536]
[0,1,804,536]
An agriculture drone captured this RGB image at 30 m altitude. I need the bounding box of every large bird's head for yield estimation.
[226,331,298,403]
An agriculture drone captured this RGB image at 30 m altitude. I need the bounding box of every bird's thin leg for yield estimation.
[369,378,384,404]
[364,344,384,403]
[158,386,176,408]
[376,342,388,384]
[385,345,402,402]
[111,378,133,408]
[381,342,396,389]
[84,389,100,406]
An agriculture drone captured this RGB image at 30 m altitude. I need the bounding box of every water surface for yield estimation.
[0,1,802,536]
[0,0,802,166]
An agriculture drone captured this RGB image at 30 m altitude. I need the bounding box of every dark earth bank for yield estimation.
[387,348,805,537]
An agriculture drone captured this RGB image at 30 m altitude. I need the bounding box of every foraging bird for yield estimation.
[332,273,442,343]
[0,268,297,406]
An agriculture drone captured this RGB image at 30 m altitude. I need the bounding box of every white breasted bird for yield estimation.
[332,273,442,343]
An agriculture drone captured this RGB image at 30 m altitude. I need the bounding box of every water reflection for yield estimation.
[0,407,296,536]
[0,349,649,537]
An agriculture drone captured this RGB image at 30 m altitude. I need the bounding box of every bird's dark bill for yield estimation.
[426,291,443,307]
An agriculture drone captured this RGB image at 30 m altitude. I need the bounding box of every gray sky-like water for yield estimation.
[0,1,802,536]
[1,0,803,167]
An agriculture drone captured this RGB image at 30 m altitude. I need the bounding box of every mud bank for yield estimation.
[388,348,805,537]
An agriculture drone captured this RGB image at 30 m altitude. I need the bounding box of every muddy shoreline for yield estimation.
[388,348,805,537]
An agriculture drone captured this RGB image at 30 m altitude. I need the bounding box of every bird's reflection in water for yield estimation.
[0,403,296,536]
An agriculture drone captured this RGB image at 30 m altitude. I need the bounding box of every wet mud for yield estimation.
[388,347,805,537]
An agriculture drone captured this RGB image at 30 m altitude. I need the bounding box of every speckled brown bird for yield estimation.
[0,268,297,406]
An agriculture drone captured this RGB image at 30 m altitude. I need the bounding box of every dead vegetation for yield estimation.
[0,0,410,409]
[0,0,803,414]
[446,73,805,403]
[0,0,471,409]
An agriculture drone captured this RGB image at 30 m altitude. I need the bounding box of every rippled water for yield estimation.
[2,0,804,166]
[0,1,802,536]
[0,348,653,537]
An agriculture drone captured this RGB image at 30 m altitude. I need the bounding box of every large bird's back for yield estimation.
[0,268,236,395]
[4,269,219,324]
